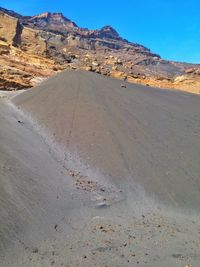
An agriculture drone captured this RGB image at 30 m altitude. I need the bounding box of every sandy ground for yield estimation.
[0,71,200,266]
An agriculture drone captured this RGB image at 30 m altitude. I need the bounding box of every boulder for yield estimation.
[82,66,92,71]
[92,61,99,67]
[109,70,127,80]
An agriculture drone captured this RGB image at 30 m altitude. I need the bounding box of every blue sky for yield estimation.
[1,0,200,63]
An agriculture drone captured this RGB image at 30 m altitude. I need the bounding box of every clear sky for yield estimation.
[1,0,200,64]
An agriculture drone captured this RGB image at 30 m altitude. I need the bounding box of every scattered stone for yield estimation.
[112,66,118,71]
[32,248,39,253]
[116,58,123,65]
[92,62,99,67]
[121,83,126,88]
[96,202,109,209]
[82,66,92,71]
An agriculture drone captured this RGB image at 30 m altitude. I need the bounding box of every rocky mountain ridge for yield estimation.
[0,6,200,93]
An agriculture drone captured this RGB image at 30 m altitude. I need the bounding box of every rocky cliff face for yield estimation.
[0,11,22,46]
[0,7,200,93]
[23,12,78,32]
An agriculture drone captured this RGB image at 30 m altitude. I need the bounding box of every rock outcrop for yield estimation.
[0,6,200,93]
[0,11,22,46]
[21,27,47,55]
[23,12,78,32]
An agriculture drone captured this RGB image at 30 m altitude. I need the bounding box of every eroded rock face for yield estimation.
[0,6,200,93]
[0,11,22,46]
[89,26,122,40]
[0,39,62,90]
[23,12,78,32]
[21,28,47,55]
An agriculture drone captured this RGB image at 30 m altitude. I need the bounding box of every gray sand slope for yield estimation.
[14,70,200,210]
[0,70,200,266]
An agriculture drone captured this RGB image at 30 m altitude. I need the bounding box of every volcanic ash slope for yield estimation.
[13,70,200,211]
[1,70,200,266]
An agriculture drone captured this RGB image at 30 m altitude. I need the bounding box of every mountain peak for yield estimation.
[99,25,120,39]
[32,12,66,19]
[101,25,117,32]
[28,11,78,29]
[52,12,64,17]
[32,12,50,19]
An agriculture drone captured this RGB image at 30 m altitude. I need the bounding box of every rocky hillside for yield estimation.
[0,6,200,93]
